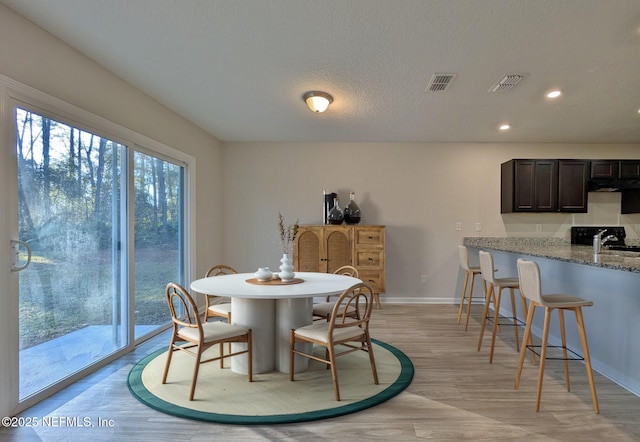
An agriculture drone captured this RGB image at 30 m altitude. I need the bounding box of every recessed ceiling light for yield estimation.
[499,124,511,131]
[546,89,562,99]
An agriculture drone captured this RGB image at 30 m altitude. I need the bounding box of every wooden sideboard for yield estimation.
[293,225,386,308]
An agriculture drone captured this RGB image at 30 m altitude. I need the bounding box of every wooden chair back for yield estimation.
[205,264,237,277]
[328,282,374,337]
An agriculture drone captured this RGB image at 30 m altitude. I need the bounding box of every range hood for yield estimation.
[588,178,640,192]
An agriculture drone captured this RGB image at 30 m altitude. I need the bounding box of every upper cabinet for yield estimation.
[501,159,588,213]
[557,160,589,212]
[502,158,640,214]
[619,160,640,179]
[590,160,619,179]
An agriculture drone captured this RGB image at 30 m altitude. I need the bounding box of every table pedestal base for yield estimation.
[230,297,313,374]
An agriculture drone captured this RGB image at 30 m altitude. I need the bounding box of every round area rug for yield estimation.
[127,339,413,425]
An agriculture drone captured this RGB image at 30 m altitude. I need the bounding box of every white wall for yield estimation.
[222,142,640,303]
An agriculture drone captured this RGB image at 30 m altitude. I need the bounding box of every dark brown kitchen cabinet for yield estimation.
[590,160,619,179]
[557,160,589,212]
[501,159,557,212]
[501,159,588,213]
[619,160,640,179]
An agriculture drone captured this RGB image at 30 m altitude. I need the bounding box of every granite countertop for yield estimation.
[463,237,640,274]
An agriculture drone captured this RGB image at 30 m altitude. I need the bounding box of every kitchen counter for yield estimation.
[463,237,640,273]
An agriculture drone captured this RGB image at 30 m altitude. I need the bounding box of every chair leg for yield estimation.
[509,287,520,351]
[575,307,599,414]
[477,283,494,351]
[558,309,570,392]
[464,272,479,331]
[520,295,536,364]
[457,270,470,324]
[189,344,204,401]
[247,330,253,382]
[366,334,379,385]
[489,286,503,363]
[227,313,233,354]
[289,330,295,381]
[161,332,177,384]
[327,344,340,401]
[535,307,553,411]
[515,303,536,390]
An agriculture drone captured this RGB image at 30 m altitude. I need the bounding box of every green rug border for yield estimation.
[127,338,414,425]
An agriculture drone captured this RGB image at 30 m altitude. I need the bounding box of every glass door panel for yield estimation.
[16,108,127,399]
[133,151,184,339]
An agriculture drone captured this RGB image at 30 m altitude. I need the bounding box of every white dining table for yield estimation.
[190,271,360,374]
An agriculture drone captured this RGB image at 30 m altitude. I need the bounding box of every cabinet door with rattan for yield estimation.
[325,226,352,273]
[293,226,323,272]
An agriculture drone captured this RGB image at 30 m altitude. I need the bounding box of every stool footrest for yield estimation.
[484,315,526,327]
[525,345,584,361]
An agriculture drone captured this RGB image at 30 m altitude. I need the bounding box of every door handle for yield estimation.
[11,240,32,272]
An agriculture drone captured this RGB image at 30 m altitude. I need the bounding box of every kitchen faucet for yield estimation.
[593,230,619,254]
[601,234,618,245]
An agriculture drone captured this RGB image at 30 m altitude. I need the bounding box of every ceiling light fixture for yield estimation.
[499,124,511,131]
[546,89,562,99]
[303,91,333,113]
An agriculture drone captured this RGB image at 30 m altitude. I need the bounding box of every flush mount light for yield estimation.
[499,124,511,131]
[546,89,562,99]
[303,91,333,113]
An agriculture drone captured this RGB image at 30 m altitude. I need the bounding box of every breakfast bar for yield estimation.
[464,236,640,397]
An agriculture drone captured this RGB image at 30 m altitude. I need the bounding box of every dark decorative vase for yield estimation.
[327,198,344,225]
[323,190,337,224]
[344,192,361,224]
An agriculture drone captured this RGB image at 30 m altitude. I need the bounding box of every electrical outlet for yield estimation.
[455,222,462,231]
[475,222,482,232]
[421,275,427,284]
[536,224,542,233]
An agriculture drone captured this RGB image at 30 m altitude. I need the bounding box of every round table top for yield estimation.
[190,272,361,299]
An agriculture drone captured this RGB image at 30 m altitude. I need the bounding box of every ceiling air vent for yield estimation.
[489,73,527,92]
[426,73,457,92]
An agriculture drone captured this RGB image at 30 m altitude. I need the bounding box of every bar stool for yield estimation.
[457,245,485,331]
[477,251,534,364]
[515,258,599,413]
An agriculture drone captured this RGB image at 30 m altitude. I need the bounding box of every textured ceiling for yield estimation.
[2,0,640,143]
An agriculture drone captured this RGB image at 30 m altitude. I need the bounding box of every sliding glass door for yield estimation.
[16,108,128,398]
[14,106,186,400]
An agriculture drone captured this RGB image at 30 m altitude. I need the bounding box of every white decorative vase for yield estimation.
[279,253,295,282]
[255,267,273,281]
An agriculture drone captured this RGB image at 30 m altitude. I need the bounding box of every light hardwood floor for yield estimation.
[2,304,639,441]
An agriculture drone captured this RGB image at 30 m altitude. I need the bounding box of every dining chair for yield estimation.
[203,264,237,323]
[515,259,599,413]
[312,265,360,321]
[477,250,535,364]
[162,282,252,401]
[290,282,378,401]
